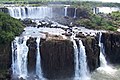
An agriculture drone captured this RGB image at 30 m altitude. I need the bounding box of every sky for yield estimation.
[83,0,120,3]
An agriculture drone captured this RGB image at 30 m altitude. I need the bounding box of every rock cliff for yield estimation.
[102,32,120,64]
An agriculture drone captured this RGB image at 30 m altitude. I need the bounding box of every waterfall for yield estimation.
[7,7,53,19]
[36,37,44,79]
[98,32,116,74]
[64,6,68,17]
[12,36,29,79]
[74,8,77,18]
[73,39,90,80]
[99,32,107,67]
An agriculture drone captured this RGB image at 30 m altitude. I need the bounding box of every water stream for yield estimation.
[73,39,90,80]
[12,36,29,79]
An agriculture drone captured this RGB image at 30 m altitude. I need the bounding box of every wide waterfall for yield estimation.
[7,7,53,19]
[73,39,90,80]
[12,36,29,79]
[36,37,44,79]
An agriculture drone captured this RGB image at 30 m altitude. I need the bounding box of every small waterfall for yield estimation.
[64,6,68,17]
[99,32,107,67]
[12,36,29,79]
[7,7,53,19]
[74,8,77,18]
[73,39,90,80]
[72,39,79,77]
[98,32,116,74]
[36,37,44,79]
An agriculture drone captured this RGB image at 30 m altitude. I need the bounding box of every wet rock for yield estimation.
[76,8,90,18]
[40,38,74,79]
[62,32,72,36]
[83,36,100,72]
[22,18,36,27]
[102,32,120,64]
[0,43,12,79]
[67,7,75,17]
[27,37,37,74]
[76,32,86,38]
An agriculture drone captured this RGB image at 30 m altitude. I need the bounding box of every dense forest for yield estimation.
[75,11,120,31]
[0,12,24,44]
[0,0,120,7]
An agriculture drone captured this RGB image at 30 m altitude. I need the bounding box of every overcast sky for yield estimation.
[83,0,120,3]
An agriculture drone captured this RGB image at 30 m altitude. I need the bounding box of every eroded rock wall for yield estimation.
[102,32,120,64]
[40,38,74,79]
[0,43,11,79]
[83,36,100,72]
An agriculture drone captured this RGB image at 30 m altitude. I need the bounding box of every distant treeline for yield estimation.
[0,1,120,7]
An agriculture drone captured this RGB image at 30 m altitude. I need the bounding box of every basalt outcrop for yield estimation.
[83,36,100,72]
[0,43,11,79]
[25,33,100,79]
[40,38,74,79]
[102,32,120,64]
[27,37,37,74]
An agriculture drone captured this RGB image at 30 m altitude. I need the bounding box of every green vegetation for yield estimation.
[76,13,118,31]
[75,7,120,31]
[0,0,120,7]
[0,12,24,44]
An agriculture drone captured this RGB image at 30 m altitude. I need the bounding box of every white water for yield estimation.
[64,6,68,16]
[12,36,29,79]
[7,7,53,19]
[36,37,44,79]
[98,32,107,67]
[94,7,120,14]
[74,8,77,18]
[73,39,90,80]
[97,32,116,74]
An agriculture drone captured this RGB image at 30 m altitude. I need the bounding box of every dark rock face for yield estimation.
[0,43,11,79]
[0,8,9,13]
[27,37,37,74]
[40,39,74,79]
[83,36,100,72]
[102,32,120,64]
[67,7,75,17]
[52,7,65,17]
[76,8,89,18]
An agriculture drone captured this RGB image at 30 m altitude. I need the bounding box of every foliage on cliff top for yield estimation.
[74,5,120,31]
[0,12,24,44]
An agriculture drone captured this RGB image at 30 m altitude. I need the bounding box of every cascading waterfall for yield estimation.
[98,32,116,74]
[64,6,68,16]
[72,39,79,77]
[7,7,53,19]
[99,32,107,67]
[36,37,44,79]
[12,36,29,79]
[73,39,90,80]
